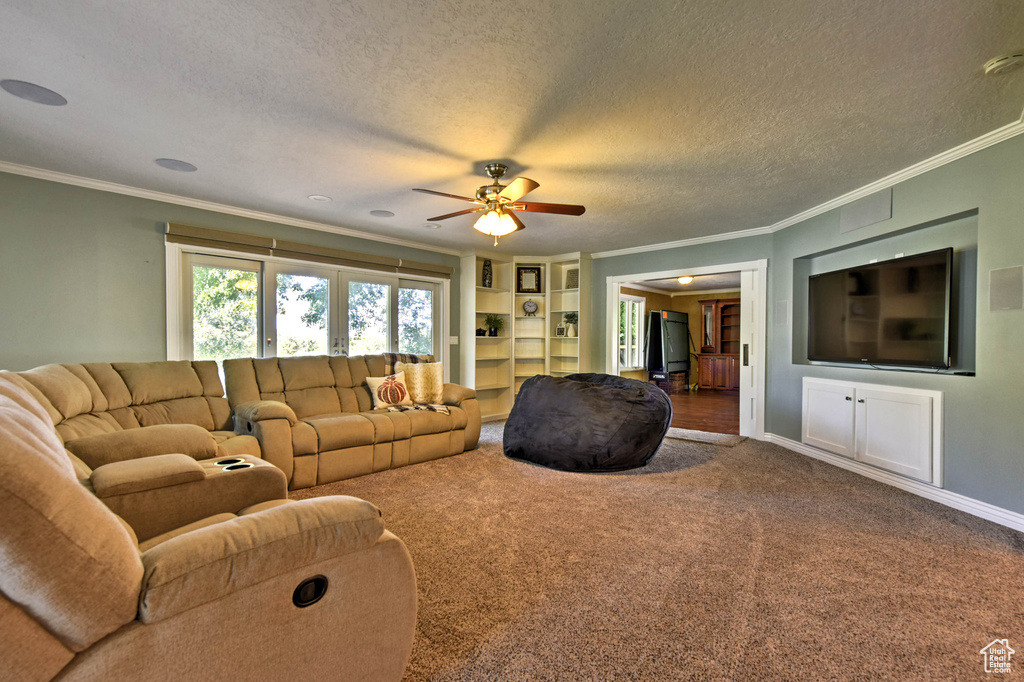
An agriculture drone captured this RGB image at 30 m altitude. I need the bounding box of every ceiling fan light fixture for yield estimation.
[678,276,694,285]
[474,209,517,238]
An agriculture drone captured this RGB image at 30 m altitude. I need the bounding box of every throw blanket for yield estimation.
[386,404,450,415]
[384,352,434,376]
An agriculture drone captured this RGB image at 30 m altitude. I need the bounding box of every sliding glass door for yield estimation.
[186,254,262,363]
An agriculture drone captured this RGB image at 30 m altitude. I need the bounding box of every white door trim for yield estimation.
[605,259,768,439]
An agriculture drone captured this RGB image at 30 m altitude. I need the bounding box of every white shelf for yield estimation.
[515,372,544,378]
[476,383,511,391]
[514,316,544,320]
[515,335,546,339]
[549,288,580,294]
[549,336,578,340]
[476,356,510,362]
[551,354,579,359]
[476,336,509,341]
[477,286,509,293]
[516,355,545,360]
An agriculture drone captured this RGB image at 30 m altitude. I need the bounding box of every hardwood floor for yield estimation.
[667,388,739,435]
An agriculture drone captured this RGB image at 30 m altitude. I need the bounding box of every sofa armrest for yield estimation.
[234,400,297,425]
[442,383,476,406]
[91,454,205,497]
[100,455,288,542]
[138,496,383,623]
[65,424,218,469]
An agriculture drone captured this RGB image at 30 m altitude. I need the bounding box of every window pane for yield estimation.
[399,286,433,355]
[192,265,259,362]
[348,281,389,355]
[276,273,330,356]
[619,301,627,366]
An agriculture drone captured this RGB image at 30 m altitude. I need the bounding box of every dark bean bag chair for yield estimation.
[503,373,672,472]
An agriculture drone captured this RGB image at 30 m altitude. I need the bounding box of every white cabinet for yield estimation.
[802,378,942,485]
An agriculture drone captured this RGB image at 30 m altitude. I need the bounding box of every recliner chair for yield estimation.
[0,373,417,682]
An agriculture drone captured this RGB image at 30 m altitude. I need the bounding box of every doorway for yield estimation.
[606,259,767,438]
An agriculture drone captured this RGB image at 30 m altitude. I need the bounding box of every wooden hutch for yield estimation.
[697,298,740,390]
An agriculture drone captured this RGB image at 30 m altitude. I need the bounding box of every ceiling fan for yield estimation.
[413,163,585,245]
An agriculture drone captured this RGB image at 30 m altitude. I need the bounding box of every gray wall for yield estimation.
[592,132,1024,515]
[0,172,462,381]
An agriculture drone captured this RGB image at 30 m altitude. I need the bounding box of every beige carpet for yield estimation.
[293,423,1024,680]
[665,427,746,447]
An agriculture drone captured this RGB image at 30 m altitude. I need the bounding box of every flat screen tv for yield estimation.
[808,248,952,369]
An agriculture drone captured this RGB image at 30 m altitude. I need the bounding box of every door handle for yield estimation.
[742,344,749,366]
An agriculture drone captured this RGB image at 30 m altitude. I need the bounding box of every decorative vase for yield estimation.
[482,259,493,288]
[565,323,576,338]
[488,327,499,337]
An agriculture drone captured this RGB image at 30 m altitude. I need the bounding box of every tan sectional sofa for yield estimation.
[224,354,481,489]
[0,372,417,681]
[10,360,260,474]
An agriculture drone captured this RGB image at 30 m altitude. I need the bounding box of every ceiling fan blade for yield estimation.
[505,209,526,232]
[413,188,481,203]
[498,177,540,203]
[428,207,487,221]
[512,201,586,216]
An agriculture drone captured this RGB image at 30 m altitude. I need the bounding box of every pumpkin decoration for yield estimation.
[377,374,408,405]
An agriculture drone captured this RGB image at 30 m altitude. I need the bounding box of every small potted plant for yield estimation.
[484,313,505,337]
[563,311,578,338]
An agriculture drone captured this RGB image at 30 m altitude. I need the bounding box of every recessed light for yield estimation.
[0,79,67,106]
[985,51,1024,76]
[370,210,395,218]
[678,276,694,285]
[155,158,197,172]
[424,223,442,229]
[308,195,332,202]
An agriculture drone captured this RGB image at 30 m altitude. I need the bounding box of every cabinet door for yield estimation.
[700,302,717,353]
[802,380,856,458]
[727,356,740,389]
[854,387,932,481]
[713,357,729,389]
[698,355,715,389]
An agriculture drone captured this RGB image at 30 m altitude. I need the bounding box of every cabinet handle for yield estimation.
[857,399,865,403]
[845,396,852,401]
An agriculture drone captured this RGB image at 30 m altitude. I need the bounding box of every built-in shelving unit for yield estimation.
[462,252,591,418]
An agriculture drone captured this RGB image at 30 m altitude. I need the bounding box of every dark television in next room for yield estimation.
[807,248,953,369]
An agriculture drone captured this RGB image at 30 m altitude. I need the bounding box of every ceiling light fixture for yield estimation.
[370,210,395,218]
[308,195,332,202]
[984,51,1024,76]
[474,208,518,246]
[677,276,694,285]
[154,158,197,172]
[0,79,67,106]
[424,223,442,229]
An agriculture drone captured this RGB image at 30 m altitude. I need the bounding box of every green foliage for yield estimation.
[398,287,433,354]
[563,311,579,326]
[192,265,259,362]
[484,313,505,332]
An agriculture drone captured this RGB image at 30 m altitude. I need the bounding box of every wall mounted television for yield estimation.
[807,247,953,369]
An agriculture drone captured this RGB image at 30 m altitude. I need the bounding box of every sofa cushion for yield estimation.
[286,386,342,419]
[65,423,218,469]
[210,431,261,457]
[113,361,205,404]
[403,409,455,436]
[0,373,143,652]
[304,413,376,451]
[91,454,206,498]
[18,364,93,422]
[279,356,334,391]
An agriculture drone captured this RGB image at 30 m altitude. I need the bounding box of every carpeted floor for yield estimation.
[293,423,1024,680]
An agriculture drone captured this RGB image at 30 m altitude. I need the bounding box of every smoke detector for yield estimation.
[984,51,1024,76]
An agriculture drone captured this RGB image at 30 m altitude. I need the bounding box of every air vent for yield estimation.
[984,51,1024,76]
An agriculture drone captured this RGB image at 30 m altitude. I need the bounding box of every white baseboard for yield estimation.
[481,413,509,424]
[763,433,1024,534]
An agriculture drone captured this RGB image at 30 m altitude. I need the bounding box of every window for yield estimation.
[619,294,646,369]
[180,252,442,364]
[186,255,262,365]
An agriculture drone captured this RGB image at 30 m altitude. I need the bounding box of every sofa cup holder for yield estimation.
[223,463,254,471]
[214,458,245,467]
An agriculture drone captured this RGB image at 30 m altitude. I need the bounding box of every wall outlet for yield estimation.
[449,335,459,345]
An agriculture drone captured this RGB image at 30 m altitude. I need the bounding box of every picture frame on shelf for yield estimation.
[516,266,542,294]
[564,268,579,290]
[555,325,566,337]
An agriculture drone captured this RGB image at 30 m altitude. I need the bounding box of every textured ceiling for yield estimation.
[634,273,742,293]
[1,1,1023,256]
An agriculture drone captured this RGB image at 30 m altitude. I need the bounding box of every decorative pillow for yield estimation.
[396,361,444,404]
[365,373,413,409]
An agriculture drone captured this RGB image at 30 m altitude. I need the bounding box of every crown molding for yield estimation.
[591,224,773,259]
[0,161,462,257]
[670,287,741,298]
[592,115,1024,261]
